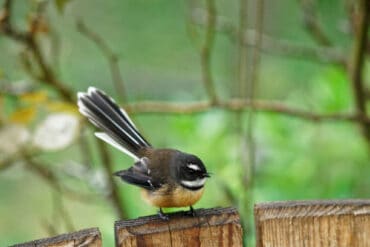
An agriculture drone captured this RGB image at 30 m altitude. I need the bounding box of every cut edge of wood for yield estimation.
[10,227,101,247]
[254,199,370,219]
[255,199,370,208]
[115,207,238,228]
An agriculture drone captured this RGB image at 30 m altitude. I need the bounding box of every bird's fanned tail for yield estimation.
[77,87,151,160]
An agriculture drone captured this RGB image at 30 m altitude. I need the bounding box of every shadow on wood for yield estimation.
[115,207,242,247]
[255,199,370,247]
[10,228,101,247]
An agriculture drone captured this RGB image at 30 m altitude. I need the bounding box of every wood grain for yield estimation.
[10,228,101,247]
[115,207,242,247]
[255,199,370,247]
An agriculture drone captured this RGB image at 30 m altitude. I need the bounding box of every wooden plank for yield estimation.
[10,228,101,247]
[255,199,370,247]
[115,207,242,247]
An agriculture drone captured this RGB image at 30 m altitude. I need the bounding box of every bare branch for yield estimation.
[244,0,265,189]
[95,139,128,219]
[76,20,127,102]
[0,1,75,102]
[299,0,332,46]
[124,99,370,124]
[27,37,74,102]
[200,0,218,103]
[0,155,18,171]
[236,0,248,98]
[21,154,96,203]
[348,0,370,143]
[242,30,346,66]
[0,0,30,43]
[191,9,346,65]
[52,192,75,232]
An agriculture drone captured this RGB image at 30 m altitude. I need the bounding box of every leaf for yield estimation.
[46,101,78,114]
[20,90,48,104]
[54,0,72,13]
[33,113,80,151]
[9,107,36,124]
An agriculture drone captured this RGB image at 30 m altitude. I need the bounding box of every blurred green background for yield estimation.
[0,0,369,246]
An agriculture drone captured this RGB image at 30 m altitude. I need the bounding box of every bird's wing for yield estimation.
[114,158,162,190]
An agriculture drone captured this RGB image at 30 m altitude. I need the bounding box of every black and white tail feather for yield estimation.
[77,87,151,161]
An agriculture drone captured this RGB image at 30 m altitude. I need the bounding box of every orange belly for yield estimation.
[141,186,204,208]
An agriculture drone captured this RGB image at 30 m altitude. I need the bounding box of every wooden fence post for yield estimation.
[115,207,243,247]
[254,199,370,247]
[11,228,101,247]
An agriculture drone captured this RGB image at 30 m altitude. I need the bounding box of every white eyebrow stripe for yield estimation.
[187,164,201,171]
[180,178,207,188]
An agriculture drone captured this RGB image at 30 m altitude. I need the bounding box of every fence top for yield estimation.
[254,199,370,219]
[10,228,100,247]
[115,207,238,228]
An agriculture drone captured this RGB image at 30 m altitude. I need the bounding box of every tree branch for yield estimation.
[76,20,127,102]
[96,139,128,219]
[0,0,74,102]
[190,9,346,66]
[349,0,370,143]
[22,156,95,203]
[299,0,332,46]
[200,0,218,103]
[124,99,370,124]
[0,0,30,43]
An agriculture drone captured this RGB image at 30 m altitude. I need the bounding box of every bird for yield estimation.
[77,87,210,219]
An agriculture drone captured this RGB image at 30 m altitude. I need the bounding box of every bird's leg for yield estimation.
[158,208,169,220]
[185,205,196,217]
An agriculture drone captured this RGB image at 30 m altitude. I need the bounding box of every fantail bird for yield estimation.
[77,87,210,219]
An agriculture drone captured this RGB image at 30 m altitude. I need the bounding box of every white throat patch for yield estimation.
[180,177,207,188]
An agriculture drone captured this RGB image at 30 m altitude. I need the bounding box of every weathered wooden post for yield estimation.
[115,207,243,247]
[254,199,370,247]
[11,228,101,247]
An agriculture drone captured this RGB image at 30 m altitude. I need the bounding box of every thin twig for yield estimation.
[28,38,74,102]
[236,0,250,244]
[200,0,218,103]
[243,0,264,192]
[0,0,75,102]
[0,155,18,171]
[349,0,370,143]
[0,0,30,42]
[124,99,370,124]
[236,0,248,98]
[22,155,96,203]
[54,192,75,232]
[77,130,93,168]
[243,1,265,243]
[96,139,128,219]
[299,0,332,46]
[191,9,346,65]
[242,30,346,66]
[76,20,127,102]
[50,29,62,73]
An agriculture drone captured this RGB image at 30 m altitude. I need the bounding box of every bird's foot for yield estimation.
[184,206,196,217]
[158,208,169,220]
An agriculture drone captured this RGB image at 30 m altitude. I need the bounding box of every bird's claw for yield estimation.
[158,208,169,220]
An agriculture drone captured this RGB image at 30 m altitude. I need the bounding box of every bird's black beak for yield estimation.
[203,172,211,178]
